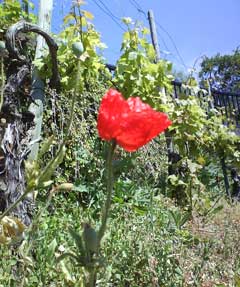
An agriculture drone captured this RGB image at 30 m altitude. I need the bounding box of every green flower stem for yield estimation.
[86,271,96,287]
[86,140,116,287]
[97,140,116,248]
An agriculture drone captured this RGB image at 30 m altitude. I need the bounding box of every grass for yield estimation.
[182,201,240,286]
[1,189,239,286]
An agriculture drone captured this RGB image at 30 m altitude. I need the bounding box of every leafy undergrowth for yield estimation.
[0,193,239,286]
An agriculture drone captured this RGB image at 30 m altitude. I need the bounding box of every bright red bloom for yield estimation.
[97,89,172,152]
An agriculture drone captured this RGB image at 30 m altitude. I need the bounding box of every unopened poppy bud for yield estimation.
[82,223,98,253]
[72,42,84,58]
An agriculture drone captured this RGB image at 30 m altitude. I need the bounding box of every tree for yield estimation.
[199,48,240,92]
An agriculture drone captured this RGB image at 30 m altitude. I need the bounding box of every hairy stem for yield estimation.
[86,140,116,287]
[97,140,116,247]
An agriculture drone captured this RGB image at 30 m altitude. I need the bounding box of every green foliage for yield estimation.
[199,48,240,92]
[35,4,110,91]
[0,0,35,35]
[163,80,240,207]
[114,21,173,109]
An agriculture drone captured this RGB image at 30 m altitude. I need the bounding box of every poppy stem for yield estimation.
[97,140,116,247]
[87,140,116,286]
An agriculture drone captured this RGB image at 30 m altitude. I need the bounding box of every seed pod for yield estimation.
[72,41,84,58]
[82,223,98,253]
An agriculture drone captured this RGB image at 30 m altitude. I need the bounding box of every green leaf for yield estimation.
[142,27,149,35]
[37,135,55,160]
[133,205,147,215]
[29,2,35,9]
[69,228,85,256]
[56,252,78,263]
[59,260,76,283]
[128,51,138,60]
[208,205,224,217]
[179,211,191,227]
[46,238,57,264]
[38,144,66,186]
[63,13,75,24]
[234,274,240,287]
[82,10,94,20]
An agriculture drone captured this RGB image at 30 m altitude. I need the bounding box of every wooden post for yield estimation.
[147,9,177,173]
[28,0,53,161]
[148,10,161,62]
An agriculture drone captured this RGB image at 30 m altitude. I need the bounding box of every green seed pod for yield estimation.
[82,223,98,253]
[72,41,84,57]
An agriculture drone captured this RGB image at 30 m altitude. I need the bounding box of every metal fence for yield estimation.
[211,90,240,127]
[171,80,240,128]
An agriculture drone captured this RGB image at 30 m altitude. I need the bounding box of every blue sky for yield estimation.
[32,0,240,74]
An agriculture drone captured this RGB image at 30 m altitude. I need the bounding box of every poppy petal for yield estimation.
[97,89,128,140]
[97,89,172,152]
[116,97,172,151]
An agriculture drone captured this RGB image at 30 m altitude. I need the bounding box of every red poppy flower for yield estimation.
[97,89,172,152]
